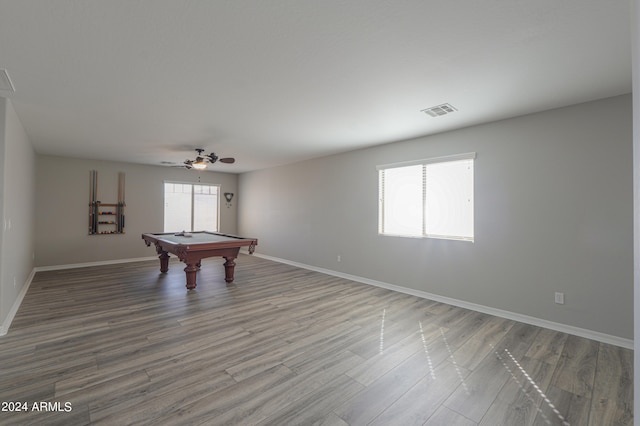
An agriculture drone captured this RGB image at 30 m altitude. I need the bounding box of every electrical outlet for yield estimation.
[555,292,565,305]
[337,255,341,262]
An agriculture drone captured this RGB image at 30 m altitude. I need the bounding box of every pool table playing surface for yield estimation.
[142,231,258,289]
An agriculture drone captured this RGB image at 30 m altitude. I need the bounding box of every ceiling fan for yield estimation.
[183,148,235,170]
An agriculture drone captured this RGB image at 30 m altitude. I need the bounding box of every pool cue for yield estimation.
[94,170,98,233]
[118,172,125,233]
[89,170,98,234]
[94,170,99,233]
[116,173,120,233]
[89,171,93,234]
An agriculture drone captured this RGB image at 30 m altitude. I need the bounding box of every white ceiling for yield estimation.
[0,1,632,173]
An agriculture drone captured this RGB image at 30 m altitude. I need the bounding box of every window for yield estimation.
[378,153,475,241]
[164,182,220,232]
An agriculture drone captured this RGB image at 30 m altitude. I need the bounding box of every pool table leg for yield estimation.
[158,251,170,273]
[184,263,199,290]
[223,256,236,283]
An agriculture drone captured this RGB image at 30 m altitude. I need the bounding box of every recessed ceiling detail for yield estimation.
[421,103,457,118]
[0,69,15,92]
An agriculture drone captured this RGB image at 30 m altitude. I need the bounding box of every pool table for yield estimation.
[142,231,258,289]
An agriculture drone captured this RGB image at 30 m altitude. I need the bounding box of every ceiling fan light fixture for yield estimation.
[182,149,235,170]
[192,161,207,170]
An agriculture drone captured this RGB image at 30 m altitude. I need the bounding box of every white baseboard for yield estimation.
[34,256,158,272]
[35,253,257,273]
[7,253,633,349]
[1,253,253,336]
[0,269,36,336]
[1,257,160,336]
[254,253,634,350]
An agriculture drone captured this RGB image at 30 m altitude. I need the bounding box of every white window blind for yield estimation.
[378,153,475,241]
[164,182,220,232]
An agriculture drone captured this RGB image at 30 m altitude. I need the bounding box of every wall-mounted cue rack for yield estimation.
[89,170,126,235]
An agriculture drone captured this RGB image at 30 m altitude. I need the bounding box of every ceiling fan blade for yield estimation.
[219,157,235,164]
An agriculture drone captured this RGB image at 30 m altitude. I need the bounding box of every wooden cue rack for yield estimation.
[89,170,126,235]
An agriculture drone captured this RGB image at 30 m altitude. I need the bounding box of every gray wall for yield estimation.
[632,0,639,414]
[0,97,36,328]
[35,156,238,267]
[239,94,633,340]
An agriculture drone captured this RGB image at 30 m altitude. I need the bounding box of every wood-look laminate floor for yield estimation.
[0,255,633,425]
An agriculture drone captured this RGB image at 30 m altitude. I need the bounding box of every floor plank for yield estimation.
[0,255,633,425]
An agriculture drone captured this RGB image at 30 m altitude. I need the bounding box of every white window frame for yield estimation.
[377,152,475,242]
[163,181,221,232]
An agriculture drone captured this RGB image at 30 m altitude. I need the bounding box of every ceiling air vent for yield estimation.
[421,103,457,117]
[0,69,15,92]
